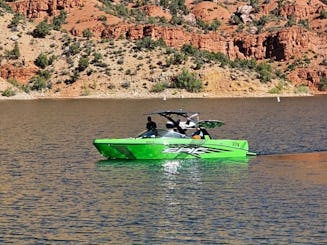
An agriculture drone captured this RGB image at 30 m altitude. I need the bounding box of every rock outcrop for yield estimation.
[100,24,327,61]
[0,64,38,83]
[7,0,84,18]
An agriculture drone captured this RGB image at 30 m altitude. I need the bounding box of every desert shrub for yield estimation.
[82,29,93,38]
[5,42,20,59]
[34,53,49,68]
[22,84,30,93]
[197,18,221,31]
[32,20,51,38]
[320,9,327,19]
[181,44,198,56]
[298,19,310,30]
[181,44,230,67]
[250,0,259,12]
[285,15,296,27]
[92,52,102,63]
[135,37,165,50]
[0,0,13,13]
[258,69,272,83]
[52,10,67,31]
[150,82,167,93]
[269,81,285,94]
[1,88,16,97]
[67,43,80,56]
[231,58,257,70]
[9,12,24,28]
[78,57,89,72]
[7,78,19,87]
[318,77,327,91]
[295,84,309,94]
[256,62,272,83]
[37,70,51,80]
[172,69,202,92]
[30,76,47,91]
[166,51,187,66]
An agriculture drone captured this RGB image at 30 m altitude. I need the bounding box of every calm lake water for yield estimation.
[0,97,326,244]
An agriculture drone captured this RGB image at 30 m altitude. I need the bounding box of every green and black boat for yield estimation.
[93,110,256,160]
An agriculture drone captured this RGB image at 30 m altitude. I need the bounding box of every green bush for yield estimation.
[82,29,93,38]
[9,12,24,28]
[0,0,13,13]
[173,69,203,92]
[52,10,67,31]
[78,57,89,72]
[34,53,49,68]
[298,19,310,30]
[231,58,257,70]
[150,82,167,93]
[197,18,221,31]
[320,9,327,19]
[256,62,272,83]
[295,85,309,94]
[167,51,187,66]
[68,43,80,56]
[1,88,16,97]
[37,70,51,80]
[180,44,230,67]
[32,20,51,38]
[30,76,47,91]
[285,15,296,27]
[318,77,327,91]
[5,42,20,59]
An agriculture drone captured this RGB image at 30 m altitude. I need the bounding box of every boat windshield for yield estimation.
[136,129,189,139]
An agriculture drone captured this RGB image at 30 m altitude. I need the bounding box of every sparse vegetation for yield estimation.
[52,10,67,31]
[256,62,273,83]
[172,69,203,92]
[295,85,309,94]
[32,20,51,38]
[34,53,49,69]
[150,82,167,93]
[82,29,93,38]
[1,88,16,97]
[5,42,20,60]
[318,77,327,91]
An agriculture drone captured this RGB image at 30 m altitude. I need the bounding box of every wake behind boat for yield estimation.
[93,110,256,160]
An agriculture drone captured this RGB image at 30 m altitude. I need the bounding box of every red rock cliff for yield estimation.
[7,0,84,18]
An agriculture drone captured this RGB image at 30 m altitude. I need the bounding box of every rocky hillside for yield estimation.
[0,0,326,99]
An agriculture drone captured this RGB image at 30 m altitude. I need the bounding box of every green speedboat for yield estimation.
[93,110,256,160]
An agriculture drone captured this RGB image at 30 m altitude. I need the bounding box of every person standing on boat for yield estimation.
[146,116,157,131]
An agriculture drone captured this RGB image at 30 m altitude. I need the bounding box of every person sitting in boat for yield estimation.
[191,127,211,139]
[166,121,174,131]
[145,116,158,137]
[192,127,204,139]
[146,116,157,131]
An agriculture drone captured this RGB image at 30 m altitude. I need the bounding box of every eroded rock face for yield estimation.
[7,0,84,18]
[0,64,38,83]
[234,26,326,61]
[278,0,324,21]
[100,24,327,61]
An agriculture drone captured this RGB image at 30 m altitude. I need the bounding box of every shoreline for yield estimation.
[0,90,323,100]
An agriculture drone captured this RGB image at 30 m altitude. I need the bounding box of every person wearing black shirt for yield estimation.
[146,116,157,131]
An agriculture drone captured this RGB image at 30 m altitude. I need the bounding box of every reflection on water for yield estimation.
[0,97,326,244]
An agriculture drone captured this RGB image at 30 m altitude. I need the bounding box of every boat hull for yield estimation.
[93,138,253,160]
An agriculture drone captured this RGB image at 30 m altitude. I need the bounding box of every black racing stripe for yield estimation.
[112,146,136,159]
